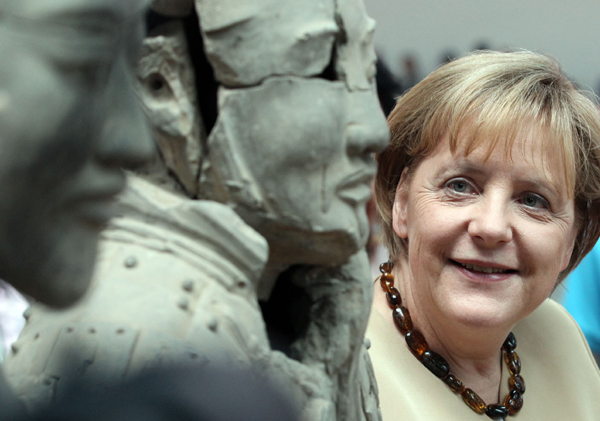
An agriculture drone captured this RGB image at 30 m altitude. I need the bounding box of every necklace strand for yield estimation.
[378,261,525,420]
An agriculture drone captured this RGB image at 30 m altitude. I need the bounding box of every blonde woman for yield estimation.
[368,51,600,420]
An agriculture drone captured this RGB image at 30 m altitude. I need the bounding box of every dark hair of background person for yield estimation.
[375,55,402,116]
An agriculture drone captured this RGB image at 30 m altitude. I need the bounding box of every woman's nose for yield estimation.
[468,196,513,247]
[346,90,390,157]
[95,57,155,169]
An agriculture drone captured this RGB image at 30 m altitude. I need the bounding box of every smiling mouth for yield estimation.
[451,260,517,274]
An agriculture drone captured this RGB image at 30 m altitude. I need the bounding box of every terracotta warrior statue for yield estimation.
[0,0,153,418]
[5,1,390,420]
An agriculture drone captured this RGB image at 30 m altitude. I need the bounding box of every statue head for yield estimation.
[134,17,205,197]
[0,0,154,307]
[197,0,389,272]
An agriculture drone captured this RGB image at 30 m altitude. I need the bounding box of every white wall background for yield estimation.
[365,0,600,94]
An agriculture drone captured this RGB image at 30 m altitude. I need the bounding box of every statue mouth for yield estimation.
[336,167,376,206]
[65,174,126,227]
[70,196,120,227]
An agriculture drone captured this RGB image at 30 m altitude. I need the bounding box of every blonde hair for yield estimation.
[375,50,600,280]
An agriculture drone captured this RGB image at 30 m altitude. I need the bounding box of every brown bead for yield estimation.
[444,374,465,393]
[509,373,526,394]
[486,404,509,419]
[422,351,450,379]
[379,273,394,292]
[405,330,427,358]
[392,306,413,334]
[504,350,521,375]
[379,261,393,273]
[380,277,393,292]
[380,272,394,281]
[461,388,487,414]
[504,390,523,415]
[503,332,517,351]
[386,287,402,308]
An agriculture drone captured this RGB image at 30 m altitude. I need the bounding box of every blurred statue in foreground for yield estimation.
[5,1,389,420]
[0,0,154,418]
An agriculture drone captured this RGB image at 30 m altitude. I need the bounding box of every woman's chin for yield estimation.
[437,296,518,331]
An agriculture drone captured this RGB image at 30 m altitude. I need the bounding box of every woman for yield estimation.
[368,50,600,420]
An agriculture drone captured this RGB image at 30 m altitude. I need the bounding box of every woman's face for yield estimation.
[392,127,577,330]
[0,0,153,306]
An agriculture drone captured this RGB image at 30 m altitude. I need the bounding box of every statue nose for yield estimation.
[346,90,390,157]
[95,58,155,169]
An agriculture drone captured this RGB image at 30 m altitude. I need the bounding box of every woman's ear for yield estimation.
[392,167,410,239]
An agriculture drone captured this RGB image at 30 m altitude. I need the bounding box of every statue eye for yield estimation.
[146,73,168,95]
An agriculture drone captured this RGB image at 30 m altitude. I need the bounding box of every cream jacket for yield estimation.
[367,298,600,420]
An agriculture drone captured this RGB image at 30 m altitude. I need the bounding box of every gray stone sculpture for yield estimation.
[136,20,205,197]
[6,176,273,408]
[0,0,153,418]
[198,3,389,416]
[199,0,389,297]
[0,0,153,307]
[5,1,390,420]
[5,21,273,408]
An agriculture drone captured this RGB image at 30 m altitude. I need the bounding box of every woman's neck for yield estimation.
[374,261,509,404]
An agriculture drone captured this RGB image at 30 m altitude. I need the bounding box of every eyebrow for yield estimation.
[438,161,487,178]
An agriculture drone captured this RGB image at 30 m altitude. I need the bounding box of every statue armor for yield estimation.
[5,176,270,408]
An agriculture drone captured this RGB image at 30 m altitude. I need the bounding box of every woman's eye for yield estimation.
[520,193,550,210]
[445,179,472,194]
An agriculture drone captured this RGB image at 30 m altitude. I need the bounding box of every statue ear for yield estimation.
[392,168,410,239]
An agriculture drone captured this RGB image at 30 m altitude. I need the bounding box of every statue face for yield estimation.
[0,0,153,307]
[200,0,389,266]
[135,20,205,197]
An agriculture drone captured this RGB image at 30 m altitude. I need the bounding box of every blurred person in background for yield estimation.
[399,53,421,90]
[561,245,600,366]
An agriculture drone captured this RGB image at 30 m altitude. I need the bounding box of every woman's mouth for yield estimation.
[450,260,518,275]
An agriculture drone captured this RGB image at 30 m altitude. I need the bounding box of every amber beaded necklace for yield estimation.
[378,261,525,420]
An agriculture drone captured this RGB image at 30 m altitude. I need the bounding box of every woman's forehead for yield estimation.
[439,122,574,196]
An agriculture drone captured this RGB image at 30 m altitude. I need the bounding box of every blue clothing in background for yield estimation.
[563,245,600,354]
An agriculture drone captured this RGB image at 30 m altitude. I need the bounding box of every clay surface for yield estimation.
[0,0,154,307]
[196,0,337,87]
[152,0,194,16]
[334,0,378,91]
[5,1,389,420]
[136,20,205,196]
[0,0,153,418]
[5,176,271,409]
